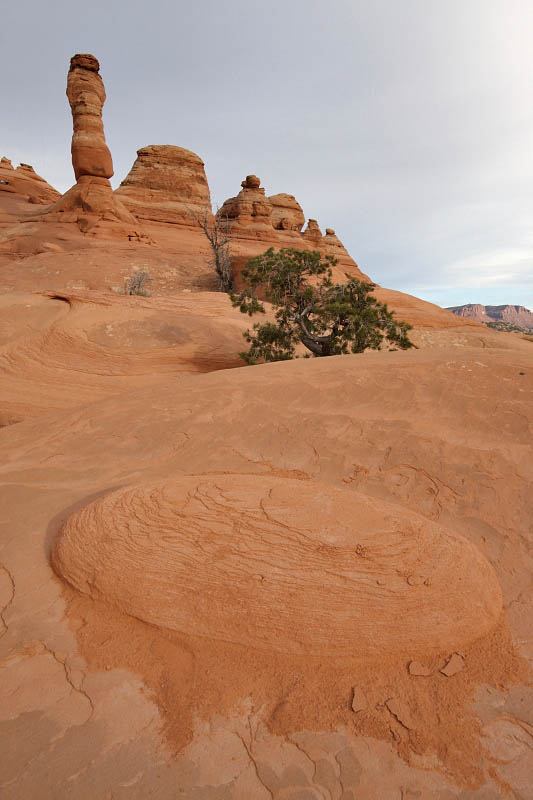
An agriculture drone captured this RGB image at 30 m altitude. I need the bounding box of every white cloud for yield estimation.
[3,0,533,308]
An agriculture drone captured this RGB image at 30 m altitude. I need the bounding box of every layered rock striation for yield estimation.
[67,53,113,181]
[0,157,60,204]
[216,174,275,239]
[115,145,212,226]
[447,303,533,330]
[269,193,305,232]
[46,54,139,233]
[215,175,370,284]
[53,473,502,656]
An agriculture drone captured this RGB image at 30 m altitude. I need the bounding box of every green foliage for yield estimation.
[231,248,413,364]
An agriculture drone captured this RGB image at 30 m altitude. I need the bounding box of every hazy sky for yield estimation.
[3,0,533,309]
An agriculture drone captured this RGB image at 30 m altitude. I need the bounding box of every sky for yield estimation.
[2,0,533,310]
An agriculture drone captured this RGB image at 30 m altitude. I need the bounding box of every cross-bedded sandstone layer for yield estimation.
[53,474,502,656]
[115,145,212,226]
[0,158,60,204]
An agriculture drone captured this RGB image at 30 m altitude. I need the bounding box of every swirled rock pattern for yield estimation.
[53,474,502,656]
[0,290,249,420]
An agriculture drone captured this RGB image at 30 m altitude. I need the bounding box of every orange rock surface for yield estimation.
[54,474,501,655]
[67,53,113,181]
[269,192,305,231]
[0,157,60,204]
[2,342,532,797]
[115,145,212,226]
[217,174,276,239]
[44,54,139,233]
[1,50,532,800]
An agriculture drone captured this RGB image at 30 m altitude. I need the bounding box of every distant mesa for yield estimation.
[447,303,533,330]
[53,473,502,657]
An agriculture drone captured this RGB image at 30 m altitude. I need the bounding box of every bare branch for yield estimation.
[187,205,234,292]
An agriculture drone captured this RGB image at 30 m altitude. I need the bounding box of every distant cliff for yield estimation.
[446,303,533,330]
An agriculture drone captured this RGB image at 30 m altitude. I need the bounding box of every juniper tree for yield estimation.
[231,248,413,364]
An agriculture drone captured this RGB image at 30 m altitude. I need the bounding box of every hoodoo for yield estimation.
[45,54,138,232]
[67,53,114,181]
[302,217,324,246]
[216,174,275,239]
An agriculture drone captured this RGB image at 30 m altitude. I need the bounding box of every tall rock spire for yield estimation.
[45,54,142,236]
[67,54,114,181]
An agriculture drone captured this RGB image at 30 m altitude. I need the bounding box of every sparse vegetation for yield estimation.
[188,206,233,292]
[119,269,153,296]
[231,247,413,364]
[485,320,533,335]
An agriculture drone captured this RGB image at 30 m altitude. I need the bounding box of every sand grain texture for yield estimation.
[1,54,532,795]
[53,474,502,655]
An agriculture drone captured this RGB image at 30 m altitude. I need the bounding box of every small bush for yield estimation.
[122,269,153,296]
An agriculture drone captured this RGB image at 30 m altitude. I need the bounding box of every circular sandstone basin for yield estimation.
[53,475,502,656]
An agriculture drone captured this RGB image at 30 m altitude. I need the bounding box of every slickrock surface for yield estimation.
[0,290,248,421]
[1,345,532,797]
[54,474,502,655]
[0,157,60,204]
[115,145,212,226]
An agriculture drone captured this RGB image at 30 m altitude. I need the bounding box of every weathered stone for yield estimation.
[440,653,465,677]
[216,175,274,240]
[269,193,305,232]
[67,53,113,180]
[116,145,211,226]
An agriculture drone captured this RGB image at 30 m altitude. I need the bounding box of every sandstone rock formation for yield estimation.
[45,54,138,233]
[54,474,501,656]
[0,290,249,421]
[115,145,212,226]
[302,217,324,246]
[269,192,305,231]
[0,157,60,203]
[447,302,533,329]
[2,339,532,797]
[2,47,533,800]
[216,174,275,239]
[67,53,113,180]
[216,177,370,284]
